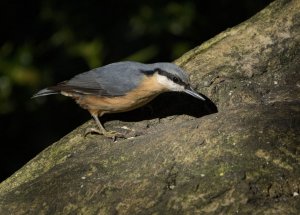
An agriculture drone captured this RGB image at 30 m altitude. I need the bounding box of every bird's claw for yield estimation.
[84,127,124,141]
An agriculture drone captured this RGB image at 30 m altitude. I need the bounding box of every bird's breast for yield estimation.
[76,73,168,114]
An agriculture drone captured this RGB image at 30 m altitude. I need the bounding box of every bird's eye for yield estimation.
[172,77,179,83]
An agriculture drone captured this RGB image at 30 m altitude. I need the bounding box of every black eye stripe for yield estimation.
[167,74,183,85]
[157,69,187,86]
[143,68,187,87]
[172,76,182,84]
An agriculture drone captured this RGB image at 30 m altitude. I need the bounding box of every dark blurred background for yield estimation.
[0,0,273,182]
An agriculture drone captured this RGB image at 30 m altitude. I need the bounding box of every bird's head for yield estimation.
[150,63,205,100]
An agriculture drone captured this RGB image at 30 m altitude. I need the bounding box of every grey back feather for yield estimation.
[66,62,147,96]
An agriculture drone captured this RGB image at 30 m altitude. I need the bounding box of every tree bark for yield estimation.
[1,0,299,214]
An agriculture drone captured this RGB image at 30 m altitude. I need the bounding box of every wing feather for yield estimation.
[55,62,148,97]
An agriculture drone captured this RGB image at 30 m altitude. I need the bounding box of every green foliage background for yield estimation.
[0,0,272,181]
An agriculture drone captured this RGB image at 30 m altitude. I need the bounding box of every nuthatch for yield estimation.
[33,61,205,138]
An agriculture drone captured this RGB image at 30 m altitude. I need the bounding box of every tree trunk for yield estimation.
[1,0,299,214]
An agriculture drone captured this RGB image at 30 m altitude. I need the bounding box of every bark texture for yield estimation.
[0,0,299,214]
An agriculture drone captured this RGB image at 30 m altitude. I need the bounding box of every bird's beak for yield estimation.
[184,86,205,101]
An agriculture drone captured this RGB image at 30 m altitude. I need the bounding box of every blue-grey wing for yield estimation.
[59,62,149,97]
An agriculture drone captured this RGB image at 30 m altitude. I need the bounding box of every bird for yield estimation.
[32,61,205,138]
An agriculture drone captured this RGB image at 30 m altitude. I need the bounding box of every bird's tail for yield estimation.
[31,87,59,98]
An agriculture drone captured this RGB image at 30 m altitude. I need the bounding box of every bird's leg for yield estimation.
[85,112,123,139]
[92,113,106,133]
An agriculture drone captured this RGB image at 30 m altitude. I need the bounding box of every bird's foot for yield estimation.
[103,130,124,140]
[84,127,124,140]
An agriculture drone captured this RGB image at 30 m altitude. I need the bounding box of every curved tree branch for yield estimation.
[1,0,299,214]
